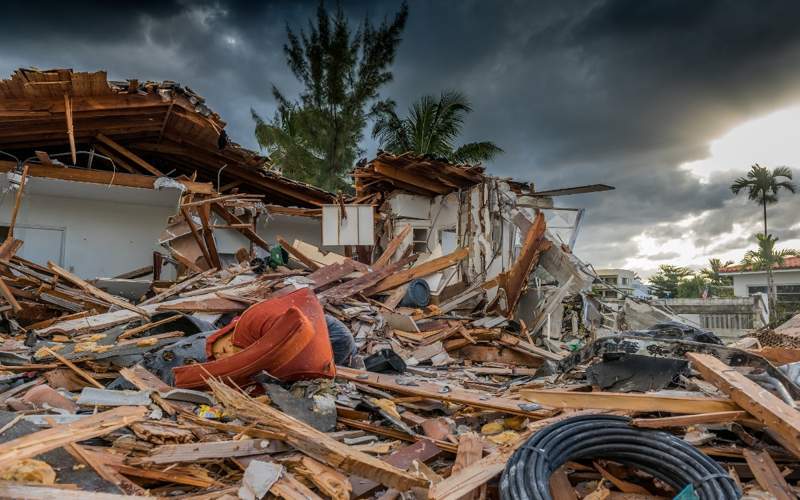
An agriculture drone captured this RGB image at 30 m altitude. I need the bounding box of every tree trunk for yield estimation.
[764,199,777,322]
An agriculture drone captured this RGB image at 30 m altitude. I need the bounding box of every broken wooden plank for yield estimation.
[117,314,182,341]
[277,235,320,270]
[489,211,549,317]
[366,247,469,295]
[139,268,216,306]
[0,161,213,194]
[118,365,176,416]
[497,332,563,362]
[5,164,29,241]
[0,278,22,313]
[0,406,148,469]
[307,260,361,288]
[743,449,794,500]
[211,201,271,251]
[209,379,428,491]
[114,463,220,488]
[43,346,103,389]
[687,352,800,457]
[374,224,412,269]
[196,203,221,269]
[0,484,142,500]
[632,411,751,429]
[337,367,553,418]
[453,432,483,475]
[48,261,149,318]
[64,92,77,164]
[137,439,283,464]
[519,389,739,414]
[350,439,443,498]
[96,132,163,176]
[180,206,213,268]
[319,254,417,300]
[68,443,147,496]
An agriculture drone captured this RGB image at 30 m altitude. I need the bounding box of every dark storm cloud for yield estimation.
[3,0,800,269]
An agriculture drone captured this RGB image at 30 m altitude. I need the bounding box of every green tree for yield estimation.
[253,1,409,191]
[371,90,502,163]
[742,233,799,271]
[731,164,796,315]
[677,274,709,299]
[700,257,734,297]
[648,265,693,298]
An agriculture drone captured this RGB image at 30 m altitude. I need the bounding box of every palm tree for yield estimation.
[700,258,734,297]
[731,164,796,316]
[742,234,800,314]
[371,90,502,164]
[743,234,799,270]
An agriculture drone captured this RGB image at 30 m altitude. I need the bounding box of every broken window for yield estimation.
[412,227,430,254]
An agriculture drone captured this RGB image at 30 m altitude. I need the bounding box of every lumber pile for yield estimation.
[0,228,798,499]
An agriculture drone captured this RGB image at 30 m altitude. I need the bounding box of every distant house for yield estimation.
[720,256,800,310]
[593,268,651,304]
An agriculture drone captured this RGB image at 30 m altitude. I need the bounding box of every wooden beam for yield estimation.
[0,161,213,194]
[632,411,751,429]
[196,203,221,269]
[277,235,320,270]
[519,389,740,414]
[0,484,142,500]
[48,261,149,318]
[687,352,800,457]
[6,164,29,240]
[96,132,163,176]
[93,143,139,174]
[452,432,483,500]
[743,448,794,500]
[210,202,271,251]
[374,223,411,269]
[336,367,553,418]
[490,211,549,317]
[209,379,428,492]
[137,439,282,464]
[367,247,469,295]
[0,406,148,469]
[0,278,21,313]
[373,160,450,195]
[64,92,77,165]
[43,346,103,389]
[180,206,213,268]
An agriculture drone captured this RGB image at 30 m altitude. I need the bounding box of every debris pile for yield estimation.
[0,68,798,499]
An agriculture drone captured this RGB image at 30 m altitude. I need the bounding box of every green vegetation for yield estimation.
[648,258,734,299]
[371,90,503,163]
[253,1,409,191]
[731,164,796,315]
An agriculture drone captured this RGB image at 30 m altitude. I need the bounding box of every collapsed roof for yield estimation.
[0,68,334,207]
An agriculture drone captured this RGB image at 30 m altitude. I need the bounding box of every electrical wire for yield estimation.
[500,415,740,500]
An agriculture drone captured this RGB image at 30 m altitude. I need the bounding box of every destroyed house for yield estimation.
[354,152,612,315]
[0,68,334,278]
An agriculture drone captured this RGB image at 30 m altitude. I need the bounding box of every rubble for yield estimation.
[0,68,798,499]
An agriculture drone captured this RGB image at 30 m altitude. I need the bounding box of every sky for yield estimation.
[3,0,800,278]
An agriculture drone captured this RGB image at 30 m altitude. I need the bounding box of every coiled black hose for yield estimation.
[500,415,740,500]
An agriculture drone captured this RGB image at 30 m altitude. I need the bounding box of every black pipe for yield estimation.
[500,415,740,500]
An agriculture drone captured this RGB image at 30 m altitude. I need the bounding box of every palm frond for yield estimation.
[451,141,504,164]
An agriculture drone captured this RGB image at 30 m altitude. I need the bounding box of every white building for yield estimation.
[593,268,651,301]
[720,257,800,308]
